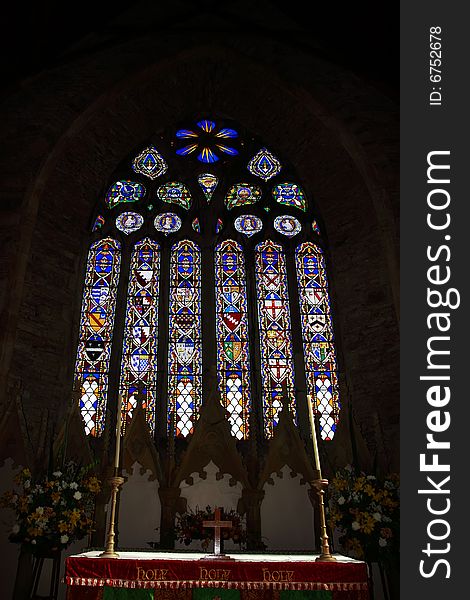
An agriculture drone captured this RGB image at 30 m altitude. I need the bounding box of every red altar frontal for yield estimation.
[65,551,369,599]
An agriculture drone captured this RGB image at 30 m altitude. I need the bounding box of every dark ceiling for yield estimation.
[2,1,398,98]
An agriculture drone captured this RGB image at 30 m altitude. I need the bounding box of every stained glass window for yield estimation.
[198,173,218,202]
[154,212,182,235]
[105,180,145,209]
[132,146,168,179]
[74,238,121,436]
[248,148,282,181]
[225,183,262,209]
[274,215,302,237]
[175,120,239,163]
[157,182,192,210]
[255,240,296,437]
[312,220,321,235]
[119,239,160,432]
[215,240,251,440]
[272,183,307,211]
[296,243,340,440]
[168,241,202,437]
[92,215,105,231]
[115,212,144,235]
[234,214,263,237]
[192,218,201,233]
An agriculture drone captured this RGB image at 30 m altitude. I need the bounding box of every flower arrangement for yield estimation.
[0,461,101,554]
[174,506,247,551]
[327,465,399,562]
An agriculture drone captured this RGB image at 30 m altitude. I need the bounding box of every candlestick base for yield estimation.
[311,478,337,563]
[99,476,125,559]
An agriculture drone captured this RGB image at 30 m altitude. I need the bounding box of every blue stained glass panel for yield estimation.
[215,240,251,439]
[105,181,145,209]
[248,148,282,181]
[168,241,202,437]
[296,242,340,440]
[132,146,168,179]
[74,238,121,436]
[255,240,296,437]
[119,239,160,433]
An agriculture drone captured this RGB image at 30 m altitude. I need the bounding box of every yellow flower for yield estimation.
[353,476,366,492]
[58,521,69,533]
[332,477,347,491]
[363,484,375,497]
[344,537,364,559]
[51,492,61,503]
[27,527,43,537]
[359,512,376,534]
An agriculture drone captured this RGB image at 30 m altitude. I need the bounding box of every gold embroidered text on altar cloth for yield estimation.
[262,569,294,582]
[136,567,169,581]
[199,568,232,581]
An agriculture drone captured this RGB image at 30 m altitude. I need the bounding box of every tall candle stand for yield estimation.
[307,395,336,562]
[100,394,125,559]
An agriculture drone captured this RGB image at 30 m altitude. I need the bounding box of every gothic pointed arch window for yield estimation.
[73,117,340,442]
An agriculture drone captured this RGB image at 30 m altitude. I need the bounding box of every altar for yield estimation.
[65,551,369,599]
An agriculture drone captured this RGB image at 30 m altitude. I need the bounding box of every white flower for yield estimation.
[12,524,20,534]
[367,475,376,480]
[60,535,69,545]
[69,482,78,490]
[352,521,360,531]
[373,512,382,521]
[36,507,44,515]
[344,464,353,472]
[52,471,62,478]
[24,480,31,489]
[73,491,82,500]
[352,492,359,501]
[338,496,346,505]
[384,480,394,489]
[31,540,37,545]
[379,538,387,547]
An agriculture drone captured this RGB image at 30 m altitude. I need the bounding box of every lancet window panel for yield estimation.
[255,240,296,438]
[119,239,160,433]
[215,240,252,440]
[74,238,121,437]
[296,242,340,441]
[168,240,202,438]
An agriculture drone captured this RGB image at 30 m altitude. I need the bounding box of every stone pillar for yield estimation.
[158,486,183,549]
[240,488,265,551]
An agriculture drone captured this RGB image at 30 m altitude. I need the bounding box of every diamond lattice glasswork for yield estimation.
[296,243,340,441]
[74,238,121,436]
[255,240,296,437]
[215,240,252,440]
[168,241,202,437]
[119,239,160,433]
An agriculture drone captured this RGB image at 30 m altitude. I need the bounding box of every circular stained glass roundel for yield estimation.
[274,215,302,237]
[234,214,263,237]
[115,212,144,235]
[154,212,182,235]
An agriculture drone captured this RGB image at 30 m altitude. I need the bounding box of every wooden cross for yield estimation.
[202,507,233,556]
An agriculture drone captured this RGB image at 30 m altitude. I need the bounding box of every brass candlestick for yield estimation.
[100,475,125,558]
[307,395,336,562]
[100,394,124,558]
